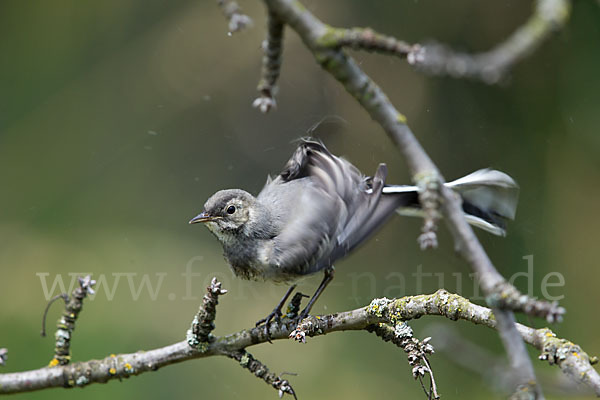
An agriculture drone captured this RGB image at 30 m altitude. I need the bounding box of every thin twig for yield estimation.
[226,350,297,399]
[187,277,227,348]
[487,281,564,323]
[253,10,285,113]
[422,356,439,400]
[318,27,422,61]
[40,293,68,337]
[366,322,439,399]
[277,0,570,85]
[413,0,572,83]
[45,275,96,366]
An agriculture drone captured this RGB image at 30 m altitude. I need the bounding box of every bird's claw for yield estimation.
[256,309,283,343]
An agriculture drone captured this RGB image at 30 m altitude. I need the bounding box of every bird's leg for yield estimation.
[297,266,335,320]
[256,284,297,341]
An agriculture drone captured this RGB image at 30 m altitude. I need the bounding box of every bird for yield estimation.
[189,138,519,332]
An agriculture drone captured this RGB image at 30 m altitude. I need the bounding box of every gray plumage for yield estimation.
[190,139,519,283]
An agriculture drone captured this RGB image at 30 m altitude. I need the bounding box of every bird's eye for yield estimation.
[226,205,236,214]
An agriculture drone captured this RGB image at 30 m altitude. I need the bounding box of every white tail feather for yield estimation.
[389,169,519,236]
[446,168,519,220]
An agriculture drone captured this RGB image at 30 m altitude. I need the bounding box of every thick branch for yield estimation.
[1,290,596,395]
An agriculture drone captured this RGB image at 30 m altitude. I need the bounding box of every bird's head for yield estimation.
[189,189,256,240]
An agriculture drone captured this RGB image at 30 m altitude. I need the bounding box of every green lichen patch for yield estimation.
[316,25,343,48]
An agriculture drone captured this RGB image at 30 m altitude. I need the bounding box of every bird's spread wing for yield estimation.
[257,139,407,276]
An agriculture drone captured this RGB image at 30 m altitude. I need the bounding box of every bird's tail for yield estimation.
[382,169,519,236]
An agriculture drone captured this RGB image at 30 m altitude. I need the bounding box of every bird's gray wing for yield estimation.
[258,178,342,276]
[258,139,409,276]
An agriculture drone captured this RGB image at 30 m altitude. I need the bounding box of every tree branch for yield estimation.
[253,10,285,113]
[187,277,228,347]
[1,289,596,396]
[367,322,439,399]
[41,275,96,367]
[259,0,570,396]
[277,0,571,86]
[312,0,572,85]
[225,350,297,399]
[318,27,423,62]
[414,0,572,83]
[1,1,582,398]
[424,322,593,396]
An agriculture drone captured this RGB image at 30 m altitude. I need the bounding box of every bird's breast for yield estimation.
[223,238,305,283]
[222,238,271,281]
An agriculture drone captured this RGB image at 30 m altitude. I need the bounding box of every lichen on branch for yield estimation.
[43,275,96,367]
[187,277,228,348]
[1,289,598,396]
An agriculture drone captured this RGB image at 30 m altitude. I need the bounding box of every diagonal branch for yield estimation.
[259,0,563,396]
[367,322,439,399]
[1,290,597,396]
[425,322,593,396]
[226,350,297,399]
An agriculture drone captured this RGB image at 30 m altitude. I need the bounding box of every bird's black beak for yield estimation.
[189,212,219,224]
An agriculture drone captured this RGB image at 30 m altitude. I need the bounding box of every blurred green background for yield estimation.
[1,0,599,399]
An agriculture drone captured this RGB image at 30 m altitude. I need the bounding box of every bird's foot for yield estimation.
[255,285,299,343]
[255,308,283,343]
